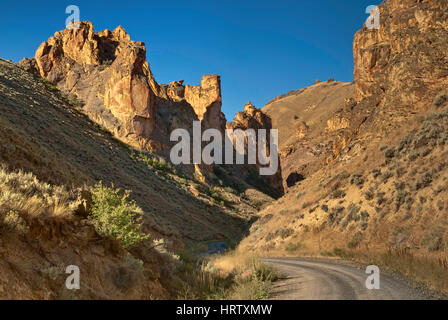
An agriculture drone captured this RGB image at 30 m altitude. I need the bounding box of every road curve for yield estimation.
[264,257,432,300]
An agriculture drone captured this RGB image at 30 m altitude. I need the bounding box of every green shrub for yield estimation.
[328,206,344,226]
[124,253,144,273]
[350,174,364,188]
[415,169,434,190]
[433,92,448,108]
[285,242,305,252]
[138,153,175,174]
[347,231,363,249]
[359,210,369,230]
[89,182,149,248]
[347,203,361,221]
[337,172,351,180]
[40,78,59,92]
[408,150,420,161]
[1,210,29,234]
[62,93,85,108]
[380,170,393,183]
[207,187,228,205]
[422,226,445,251]
[376,192,386,206]
[331,189,346,199]
[395,190,410,211]
[364,188,374,200]
[384,147,395,159]
[371,169,381,179]
[276,228,294,239]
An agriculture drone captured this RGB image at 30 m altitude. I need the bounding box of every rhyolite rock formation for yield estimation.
[227,102,284,193]
[26,21,225,161]
[354,0,448,107]
[331,0,448,160]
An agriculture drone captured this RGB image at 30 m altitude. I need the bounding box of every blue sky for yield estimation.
[0,0,381,119]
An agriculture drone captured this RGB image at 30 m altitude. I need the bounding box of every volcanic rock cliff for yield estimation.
[354,0,448,106]
[246,0,448,190]
[336,0,448,157]
[25,21,225,159]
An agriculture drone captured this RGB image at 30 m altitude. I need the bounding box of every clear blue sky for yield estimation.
[0,0,381,120]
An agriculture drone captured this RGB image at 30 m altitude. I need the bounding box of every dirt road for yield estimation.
[264,258,434,300]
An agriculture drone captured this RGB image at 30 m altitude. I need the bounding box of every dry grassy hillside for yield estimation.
[263,80,354,149]
[240,95,448,294]
[0,58,274,299]
[0,58,271,244]
[262,80,354,189]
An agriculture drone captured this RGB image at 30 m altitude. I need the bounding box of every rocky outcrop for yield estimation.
[227,102,283,193]
[326,115,350,132]
[353,0,448,109]
[29,21,223,159]
[295,121,309,139]
[325,0,448,160]
[17,58,39,75]
[228,102,271,131]
[185,75,225,131]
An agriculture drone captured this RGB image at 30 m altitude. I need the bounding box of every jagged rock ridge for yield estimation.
[25,21,225,159]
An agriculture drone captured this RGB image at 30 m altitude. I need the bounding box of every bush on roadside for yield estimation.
[347,231,363,249]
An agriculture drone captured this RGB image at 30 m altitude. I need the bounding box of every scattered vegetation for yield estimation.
[40,77,59,93]
[415,169,434,190]
[276,228,294,239]
[61,92,85,108]
[0,166,75,222]
[134,152,176,174]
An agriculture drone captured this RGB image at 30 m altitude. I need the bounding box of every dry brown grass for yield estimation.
[175,251,281,300]
[0,166,76,222]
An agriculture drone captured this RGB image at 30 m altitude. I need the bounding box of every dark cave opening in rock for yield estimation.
[286,172,305,187]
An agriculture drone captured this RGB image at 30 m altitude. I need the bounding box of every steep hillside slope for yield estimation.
[0,57,278,298]
[241,103,448,292]
[239,0,448,294]
[263,80,354,149]
[262,80,354,189]
[0,58,264,245]
[19,21,282,198]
